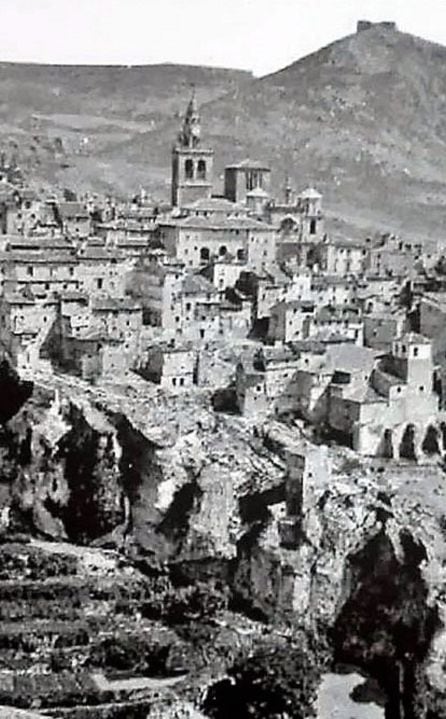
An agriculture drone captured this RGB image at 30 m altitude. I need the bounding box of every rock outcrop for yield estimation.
[1,362,446,716]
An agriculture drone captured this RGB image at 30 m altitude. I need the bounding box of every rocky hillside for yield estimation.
[199,24,446,240]
[0,62,251,195]
[0,361,446,716]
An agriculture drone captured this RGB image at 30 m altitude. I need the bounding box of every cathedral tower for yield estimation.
[171,89,214,208]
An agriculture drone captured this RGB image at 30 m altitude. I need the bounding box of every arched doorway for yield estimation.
[399,425,417,461]
[200,247,210,263]
[381,429,394,459]
[422,425,440,455]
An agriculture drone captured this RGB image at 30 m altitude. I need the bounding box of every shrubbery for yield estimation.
[202,641,321,719]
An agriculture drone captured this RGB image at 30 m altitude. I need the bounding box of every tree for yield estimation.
[202,642,319,719]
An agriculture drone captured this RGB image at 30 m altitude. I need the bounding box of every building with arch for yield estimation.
[171,90,214,208]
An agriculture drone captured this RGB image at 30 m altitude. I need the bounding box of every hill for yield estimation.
[3,26,446,240]
[0,62,251,195]
[198,24,446,240]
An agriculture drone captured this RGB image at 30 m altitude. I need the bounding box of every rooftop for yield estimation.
[163,214,272,231]
[299,187,322,199]
[91,297,142,312]
[182,274,216,296]
[57,201,90,219]
[327,343,380,375]
[225,159,271,171]
[183,197,247,213]
[398,332,431,345]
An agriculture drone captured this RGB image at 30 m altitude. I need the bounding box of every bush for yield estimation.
[203,642,320,719]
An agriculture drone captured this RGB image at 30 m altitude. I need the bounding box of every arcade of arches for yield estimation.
[378,422,446,461]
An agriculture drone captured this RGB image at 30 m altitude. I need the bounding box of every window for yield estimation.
[185,159,194,180]
[200,247,210,262]
[97,278,103,290]
[179,377,184,386]
[197,160,206,180]
[219,245,227,257]
[27,266,34,277]
[69,267,74,276]
[186,302,191,311]
[172,378,177,386]
[419,386,424,392]
[310,219,317,235]
[413,347,419,357]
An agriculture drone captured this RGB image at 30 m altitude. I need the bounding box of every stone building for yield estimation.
[171,91,213,208]
[268,300,315,343]
[75,246,133,298]
[126,252,185,330]
[1,250,79,297]
[0,293,58,372]
[235,346,301,417]
[224,159,271,205]
[256,268,312,320]
[363,309,407,352]
[139,342,196,389]
[317,236,366,276]
[364,234,426,279]
[56,295,143,381]
[293,335,442,458]
[310,275,357,307]
[55,201,92,239]
[158,214,276,273]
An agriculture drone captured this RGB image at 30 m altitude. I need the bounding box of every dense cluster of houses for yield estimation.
[1,91,446,459]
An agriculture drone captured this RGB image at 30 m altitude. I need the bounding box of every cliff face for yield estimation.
[1,363,446,716]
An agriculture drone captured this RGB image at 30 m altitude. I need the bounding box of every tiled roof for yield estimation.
[327,343,378,375]
[163,214,272,231]
[1,251,77,264]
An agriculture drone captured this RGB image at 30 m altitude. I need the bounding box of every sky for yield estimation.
[0,0,445,76]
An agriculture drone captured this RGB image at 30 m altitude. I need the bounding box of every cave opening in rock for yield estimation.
[331,530,439,719]
[399,425,417,461]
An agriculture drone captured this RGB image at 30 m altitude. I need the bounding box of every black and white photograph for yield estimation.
[0,0,444,716]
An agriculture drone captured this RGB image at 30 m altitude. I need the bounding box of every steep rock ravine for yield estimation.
[0,363,446,716]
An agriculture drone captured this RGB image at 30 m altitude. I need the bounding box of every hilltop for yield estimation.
[3,25,446,239]
[198,24,446,240]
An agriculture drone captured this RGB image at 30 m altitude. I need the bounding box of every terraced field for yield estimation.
[0,541,193,717]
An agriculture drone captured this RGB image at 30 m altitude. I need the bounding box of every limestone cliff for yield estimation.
[1,362,446,716]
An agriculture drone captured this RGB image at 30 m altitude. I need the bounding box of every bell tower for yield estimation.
[171,89,214,208]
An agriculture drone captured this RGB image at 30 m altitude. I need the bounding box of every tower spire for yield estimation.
[178,85,201,149]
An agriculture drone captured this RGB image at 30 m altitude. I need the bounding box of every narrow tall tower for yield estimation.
[171,89,214,208]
